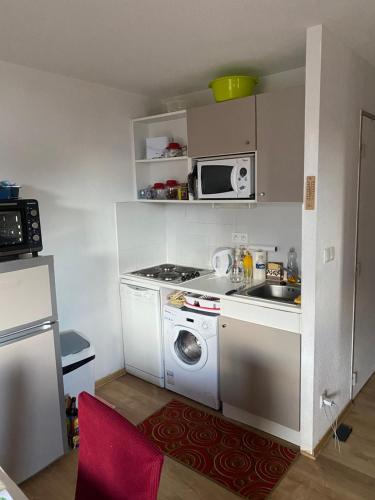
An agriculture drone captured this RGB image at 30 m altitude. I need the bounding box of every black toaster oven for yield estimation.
[0,199,43,258]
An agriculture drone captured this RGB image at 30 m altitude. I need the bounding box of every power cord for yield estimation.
[323,402,341,453]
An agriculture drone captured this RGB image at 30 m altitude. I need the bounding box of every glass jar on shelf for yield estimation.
[165,142,183,157]
[165,180,178,199]
[153,183,166,200]
[138,186,155,199]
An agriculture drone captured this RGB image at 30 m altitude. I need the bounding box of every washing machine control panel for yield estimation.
[164,304,219,336]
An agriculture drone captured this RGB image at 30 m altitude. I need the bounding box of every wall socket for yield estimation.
[320,390,335,408]
[232,232,248,244]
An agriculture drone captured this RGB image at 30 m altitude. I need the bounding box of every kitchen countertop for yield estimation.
[120,272,302,314]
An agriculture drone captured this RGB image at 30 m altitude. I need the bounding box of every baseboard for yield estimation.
[300,449,316,460]
[302,400,353,459]
[95,368,126,389]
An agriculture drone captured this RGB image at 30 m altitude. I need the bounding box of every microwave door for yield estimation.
[199,164,237,199]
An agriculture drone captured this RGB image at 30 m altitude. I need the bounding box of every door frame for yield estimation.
[350,109,375,399]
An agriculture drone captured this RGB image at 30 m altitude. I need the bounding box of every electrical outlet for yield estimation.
[320,390,335,408]
[320,390,327,408]
[232,232,248,244]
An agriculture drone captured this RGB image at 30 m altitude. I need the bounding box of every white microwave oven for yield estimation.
[197,154,255,199]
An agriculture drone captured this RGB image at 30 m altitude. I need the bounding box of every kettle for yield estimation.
[211,247,233,276]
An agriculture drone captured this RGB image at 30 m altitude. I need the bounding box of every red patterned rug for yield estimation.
[137,400,298,499]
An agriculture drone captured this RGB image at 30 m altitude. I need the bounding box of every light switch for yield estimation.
[324,246,335,263]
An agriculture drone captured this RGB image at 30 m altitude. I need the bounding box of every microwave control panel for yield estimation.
[237,161,250,194]
[25,200,43,250]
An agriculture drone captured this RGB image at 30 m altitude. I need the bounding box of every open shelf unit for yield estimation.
[132,110,190,197]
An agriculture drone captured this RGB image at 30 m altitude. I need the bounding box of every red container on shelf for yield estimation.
[166,142,182,157]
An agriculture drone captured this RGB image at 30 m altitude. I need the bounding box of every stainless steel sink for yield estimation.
[236,282,301,304]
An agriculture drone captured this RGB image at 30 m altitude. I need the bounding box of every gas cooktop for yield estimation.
[130,264,212,283]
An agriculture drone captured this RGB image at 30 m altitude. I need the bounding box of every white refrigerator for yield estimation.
[0,256,67,484]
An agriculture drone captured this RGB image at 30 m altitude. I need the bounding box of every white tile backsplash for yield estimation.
[166,203,302,270]
[116,202,302,274]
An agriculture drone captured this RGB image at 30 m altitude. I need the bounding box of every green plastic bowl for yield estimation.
[209,75,259,102]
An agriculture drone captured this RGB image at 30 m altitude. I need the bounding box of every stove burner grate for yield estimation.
[159,271,180,281]
[160,264,176,272]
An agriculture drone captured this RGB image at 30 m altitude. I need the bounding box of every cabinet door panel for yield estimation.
[187,96,256,158]
[219,316,300,430]
[256,86,305,202]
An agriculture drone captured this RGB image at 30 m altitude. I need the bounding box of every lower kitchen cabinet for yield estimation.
[219,316,300,431]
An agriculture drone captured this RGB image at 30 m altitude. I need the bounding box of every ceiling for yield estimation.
[0,0,374,97]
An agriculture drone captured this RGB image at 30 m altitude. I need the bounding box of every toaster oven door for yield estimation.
[0,207,25,250]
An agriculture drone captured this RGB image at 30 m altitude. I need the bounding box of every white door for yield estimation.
[352,113,375,397]
[120,283,163,381]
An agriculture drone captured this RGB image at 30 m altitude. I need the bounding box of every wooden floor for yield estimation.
[21,373,375,500]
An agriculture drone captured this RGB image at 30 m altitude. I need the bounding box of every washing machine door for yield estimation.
[170,325,208,371]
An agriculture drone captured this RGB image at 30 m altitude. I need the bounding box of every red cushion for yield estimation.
[75,392,164,500]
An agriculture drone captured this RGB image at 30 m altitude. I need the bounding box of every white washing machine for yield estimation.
[163,304,220,409]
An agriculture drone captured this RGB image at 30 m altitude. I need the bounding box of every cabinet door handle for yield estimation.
[222,324,227,328]
[245,140,250,145]
[258,192,266,197]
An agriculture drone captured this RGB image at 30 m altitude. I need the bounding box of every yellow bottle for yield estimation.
[243,250,253,282]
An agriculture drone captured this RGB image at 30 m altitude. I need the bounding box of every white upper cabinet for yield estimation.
[187,96,256,158]
[256,86,305,202]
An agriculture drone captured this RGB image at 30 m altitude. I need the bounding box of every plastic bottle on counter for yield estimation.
[243,249,253,282]
[287,247,299,283]
[230,248,244,283]
[253,250,267,281]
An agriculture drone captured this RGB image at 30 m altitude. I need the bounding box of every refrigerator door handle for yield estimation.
[0,322,54,346]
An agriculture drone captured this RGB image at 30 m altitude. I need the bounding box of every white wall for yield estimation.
[165,204,302,269]
[301,26,375,452]
[0,60,152,379]
[116,202,166,273]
